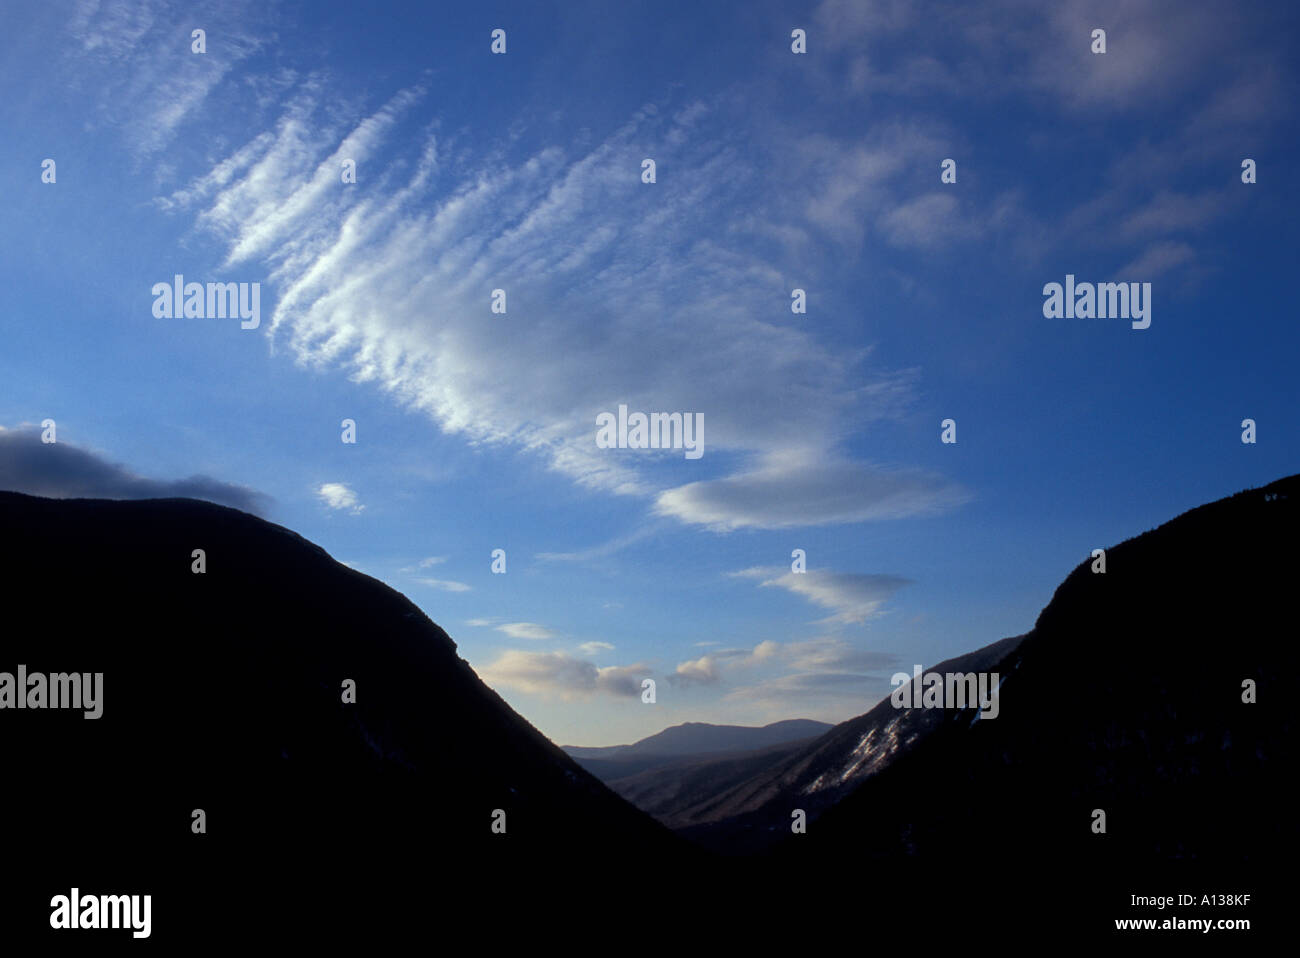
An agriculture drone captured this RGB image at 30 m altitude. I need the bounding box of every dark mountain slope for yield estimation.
[669,634,1025,850]
[0,492,682,944]
[775,475,1297,915]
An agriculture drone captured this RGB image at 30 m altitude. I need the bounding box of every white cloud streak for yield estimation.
[168,85,969,531]
[474,650,646,701]
[496,622,558,641]
[731,566,911,626]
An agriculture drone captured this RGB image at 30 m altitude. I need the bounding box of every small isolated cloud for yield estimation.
[1118,241,1196,279]
[475,650,647,700]
[578,641,615,655]
[465,618,495,628]
[416,578,471,593]
[731,567,911,626]
[879,193,977,248]
[400,556,448,572]
[0,424,268,515]
[656,457,968,531]
[672,641,778,686]
[781,637,898,673]
[705,637,901,713]
[1119,190,1228,239]
[536,527,657,562]
[672,655,722,687]
[317,482,363,514]
[497,622,558,641]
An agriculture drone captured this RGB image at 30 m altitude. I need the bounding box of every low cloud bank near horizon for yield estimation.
[0,424,270,515]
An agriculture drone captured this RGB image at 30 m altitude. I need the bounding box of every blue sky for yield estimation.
[1,0,1296,746]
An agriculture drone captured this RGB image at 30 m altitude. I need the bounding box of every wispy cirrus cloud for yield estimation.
[723,670,895,712]
[535,525,659,562]
[146,1,1280,542]
[68,0,272,161]
[1120,190,1232,239]
[163,82,969,531]
[812,0,1256,112]
[496,622,558,641]
[416,577,471,593]
[1118,241,1197,280]
[730,566,911,627]
[807,0,1283,282]
[399,556,448,572]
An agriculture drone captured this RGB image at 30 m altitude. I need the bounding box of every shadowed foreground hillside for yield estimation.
[0,477,1293,944]
[0,492,684,944]
[766,474,1297,920]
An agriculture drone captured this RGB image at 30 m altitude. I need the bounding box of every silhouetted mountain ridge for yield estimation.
[0,491,682,944]
[771,475,1296,910]
[562,719,832,779]
[3,476,1292,942]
